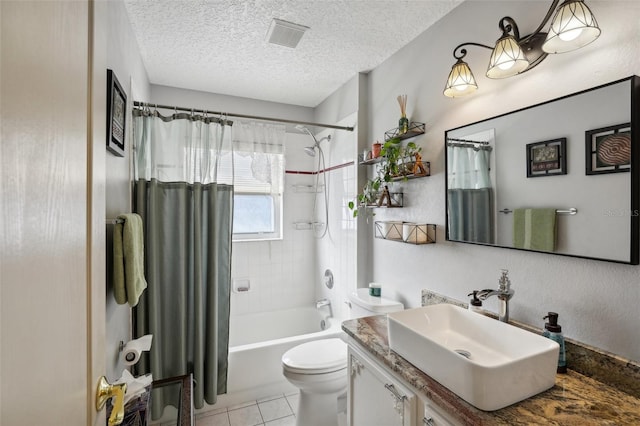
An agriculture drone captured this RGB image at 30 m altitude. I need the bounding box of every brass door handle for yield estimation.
[96,376,128,426]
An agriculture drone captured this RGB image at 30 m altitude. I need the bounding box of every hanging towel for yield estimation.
[113,213,148,306]
[513,208,557,251]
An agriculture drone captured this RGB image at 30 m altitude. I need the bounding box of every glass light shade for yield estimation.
[542,0,601,53]
[486,35,529,79]
[443,59,478,98]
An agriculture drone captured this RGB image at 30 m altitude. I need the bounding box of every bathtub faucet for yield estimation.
[316,298,333,318]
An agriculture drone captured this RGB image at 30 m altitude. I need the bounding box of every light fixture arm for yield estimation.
[498,17,521,40]
[520,0,561,44]
[452,42,493,60]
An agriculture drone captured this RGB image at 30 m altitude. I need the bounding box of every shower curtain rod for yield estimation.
[133,101,354,132]
[446,138,490,145]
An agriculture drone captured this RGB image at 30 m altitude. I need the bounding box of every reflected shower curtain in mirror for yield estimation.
[132,108,233,415]
[447,144,494,244]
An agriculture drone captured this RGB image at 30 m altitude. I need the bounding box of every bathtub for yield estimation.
[218,306,344,408]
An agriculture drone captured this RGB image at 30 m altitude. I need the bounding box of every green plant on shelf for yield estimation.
[349,138,421,218]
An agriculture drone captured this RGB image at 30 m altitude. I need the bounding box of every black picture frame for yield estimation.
[585,123,631,175]
[106,69,127,157]
[526,138,567,177]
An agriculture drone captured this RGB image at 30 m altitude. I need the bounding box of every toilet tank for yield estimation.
[349,287,404,318]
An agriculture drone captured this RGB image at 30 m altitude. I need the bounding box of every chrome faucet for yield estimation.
[316,298,333,318]
[475,269,515,323]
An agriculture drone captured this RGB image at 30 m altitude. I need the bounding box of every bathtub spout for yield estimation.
[316,298,333,318]
[316,298,330,308]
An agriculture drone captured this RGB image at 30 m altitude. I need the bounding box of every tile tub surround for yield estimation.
[421,290,640,399]
[342,315,640,425]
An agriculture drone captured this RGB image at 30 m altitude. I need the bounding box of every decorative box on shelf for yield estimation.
[384,122,425,141]
[375,221,436,245]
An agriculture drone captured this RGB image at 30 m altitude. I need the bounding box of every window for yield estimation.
[224,147,284,241]
[227,121,286,241]
[233,193,282,240]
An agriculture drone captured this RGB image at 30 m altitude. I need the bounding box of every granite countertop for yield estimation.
[342,315,640,426]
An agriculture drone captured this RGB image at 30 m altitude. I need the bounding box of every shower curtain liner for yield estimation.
[131,108,233,416]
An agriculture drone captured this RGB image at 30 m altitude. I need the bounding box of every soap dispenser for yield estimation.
[543,312,567,373]
[467,291,483,314]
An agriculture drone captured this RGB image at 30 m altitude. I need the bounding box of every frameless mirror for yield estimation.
[445,76,639,264]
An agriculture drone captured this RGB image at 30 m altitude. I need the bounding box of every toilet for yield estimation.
[281,287,404,426]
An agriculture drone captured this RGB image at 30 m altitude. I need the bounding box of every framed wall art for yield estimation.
[106,69,127,157]
[585,123,631,175]
[526,138,567,178]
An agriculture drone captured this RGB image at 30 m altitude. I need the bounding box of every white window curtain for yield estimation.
[229,120,286,195]
[134,110,233,185]
[447,145,492,190]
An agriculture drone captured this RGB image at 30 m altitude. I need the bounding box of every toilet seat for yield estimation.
[282,338,347,375]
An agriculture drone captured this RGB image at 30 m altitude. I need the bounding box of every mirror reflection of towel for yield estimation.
[513,208,557,251]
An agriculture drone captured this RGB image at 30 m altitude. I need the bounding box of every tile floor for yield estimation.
[195,392,298,426]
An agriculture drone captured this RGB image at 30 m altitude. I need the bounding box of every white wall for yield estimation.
[365,1,640,360]
[105,0,151,381]
[313,77,360,320]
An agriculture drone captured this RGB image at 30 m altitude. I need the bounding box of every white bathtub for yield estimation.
[217,306,344,408]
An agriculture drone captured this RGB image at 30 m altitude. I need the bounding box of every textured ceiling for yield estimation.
[123,0,463,107]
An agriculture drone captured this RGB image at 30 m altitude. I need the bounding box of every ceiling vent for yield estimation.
[266,18,309,48]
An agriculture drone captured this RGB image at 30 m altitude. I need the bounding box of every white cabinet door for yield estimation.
[348,347,416,426]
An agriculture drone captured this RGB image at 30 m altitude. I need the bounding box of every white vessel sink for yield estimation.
[387,304,559,411]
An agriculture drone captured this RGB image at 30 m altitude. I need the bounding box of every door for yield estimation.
[348,347,416,426]
[1,1,107,425]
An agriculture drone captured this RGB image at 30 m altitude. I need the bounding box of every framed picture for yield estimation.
[526,138,567,177]
[106,69,127,157]
[585,123,631,175]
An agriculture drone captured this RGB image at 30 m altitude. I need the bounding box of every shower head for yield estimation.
[297,124,331,156]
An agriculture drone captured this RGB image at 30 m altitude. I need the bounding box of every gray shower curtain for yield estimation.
[131,109,233,414]
[447,188,494,244]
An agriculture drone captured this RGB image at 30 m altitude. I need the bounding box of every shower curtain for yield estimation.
[131,108,234,414]
[447,144,495,244]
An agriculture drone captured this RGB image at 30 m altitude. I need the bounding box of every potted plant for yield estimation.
[400,141,422,176]
[348,176,381,218]
[349,138,403,218]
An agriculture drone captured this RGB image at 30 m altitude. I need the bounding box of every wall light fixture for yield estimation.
[443,0,601,98]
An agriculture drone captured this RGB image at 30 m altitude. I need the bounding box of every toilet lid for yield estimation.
[282,338,347,374]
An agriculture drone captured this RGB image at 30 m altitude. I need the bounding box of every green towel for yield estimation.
[113,213,147,306]
[513,208,557,251]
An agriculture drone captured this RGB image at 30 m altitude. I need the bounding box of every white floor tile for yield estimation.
[196,412,231,426]
[284,394,299,416]
[227,400,257,411]
[258,398,293,422]
[228,404,263,426]
[257,393,284,403]
[264,415,295,426]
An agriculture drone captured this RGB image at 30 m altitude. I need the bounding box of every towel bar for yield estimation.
[499,208,577,215]
[106,218,125,224]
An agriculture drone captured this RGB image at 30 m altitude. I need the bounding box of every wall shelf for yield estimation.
[362,192,404,209]
[291,184,324,193]
[374,221,436,245]
[384,121,425,141]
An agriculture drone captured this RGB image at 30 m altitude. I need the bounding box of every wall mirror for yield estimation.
[445,76,639,264]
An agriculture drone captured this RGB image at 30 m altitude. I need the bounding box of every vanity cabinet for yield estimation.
[348,345,417,426]
[348,343,459,426]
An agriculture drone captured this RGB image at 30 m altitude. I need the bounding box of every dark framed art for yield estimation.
[585,123,631,175]
[106,69,127,157]
[526,138,567,177]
